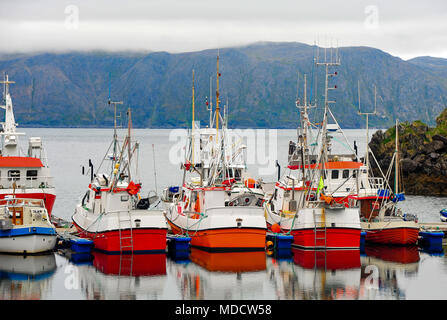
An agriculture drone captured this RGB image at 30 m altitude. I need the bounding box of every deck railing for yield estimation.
[0,176,54,190]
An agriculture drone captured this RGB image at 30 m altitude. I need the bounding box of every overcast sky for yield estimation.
[0,0,446,60]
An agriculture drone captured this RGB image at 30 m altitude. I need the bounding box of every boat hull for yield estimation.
[265,204,361,250]
[72,204,168,254]
[0,231,57,254]
[168,220,266,252]
[361,222,419,245]
[73,221,167,254]
[165,204,267,252]
[0,190,56,216]
[267,222,361,250]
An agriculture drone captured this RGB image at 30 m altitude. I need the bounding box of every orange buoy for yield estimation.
[266,240,274,248]
[244,178,257,188]
[271,223,281,233]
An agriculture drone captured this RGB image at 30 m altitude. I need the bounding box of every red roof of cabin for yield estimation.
[0,157,44,168]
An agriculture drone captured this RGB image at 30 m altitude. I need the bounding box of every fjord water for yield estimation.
[1,128,446,300]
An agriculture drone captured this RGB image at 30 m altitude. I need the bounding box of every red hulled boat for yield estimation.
[0,75,55,216]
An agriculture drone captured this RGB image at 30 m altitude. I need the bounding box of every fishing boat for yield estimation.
[162,72,264,206]
[351,119,419,245]
[0,196,57,254]
[264,54,361,250]
[164,57,267,252]
[0,75,56,216]
[72,102,167,254]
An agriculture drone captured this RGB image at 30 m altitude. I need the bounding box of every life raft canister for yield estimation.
[244,178,257,188]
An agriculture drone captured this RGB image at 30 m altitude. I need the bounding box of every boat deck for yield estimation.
[419,223,447,235]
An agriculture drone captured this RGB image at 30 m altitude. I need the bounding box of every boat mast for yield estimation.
[315,45,340,194]
[127,107,132,182]
[191,69,195,166]
[208,76,213,128]
[357,82,377,167]
[0,75,17,134]
[109,100,123,162]
[395,119,399,195]
[216,52,220,142]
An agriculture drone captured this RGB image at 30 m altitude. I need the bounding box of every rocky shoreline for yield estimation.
[369,109,447,196]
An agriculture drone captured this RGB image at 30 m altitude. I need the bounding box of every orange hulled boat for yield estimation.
[164,56,266,252]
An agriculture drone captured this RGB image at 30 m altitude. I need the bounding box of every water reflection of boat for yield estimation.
[93,251,166,276]
[359,245,420,299]
[78,252,167,299]
[190,249,266,272]
[293,248,361,270]
[267,249,361,300]
[363,245,420,265]
[170,249,267,299]
[0,253,56,299]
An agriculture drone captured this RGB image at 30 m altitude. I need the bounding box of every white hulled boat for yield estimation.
[0,197,57,253]
[0,75,56,216]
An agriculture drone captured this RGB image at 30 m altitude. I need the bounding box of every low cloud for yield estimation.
[0,0,446,59]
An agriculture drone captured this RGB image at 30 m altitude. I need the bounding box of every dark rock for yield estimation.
[368,110,447,196]
[412,153,425,163]
[401,158,419,173]
[430,152,440,159]
[423,140,444,153]
[432,134,447,144]
[433,163,442,175]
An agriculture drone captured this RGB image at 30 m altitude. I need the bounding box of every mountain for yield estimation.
[0,42,447,129]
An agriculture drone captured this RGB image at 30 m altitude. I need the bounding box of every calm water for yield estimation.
[1,128,446,300]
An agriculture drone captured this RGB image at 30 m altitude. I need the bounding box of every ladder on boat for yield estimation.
[118,210,134,253]
[117,210,134,276]
[313,209,327,250]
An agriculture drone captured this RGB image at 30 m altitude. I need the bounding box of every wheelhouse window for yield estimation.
[26,170,38,180]
[331,170,339,180]
[8,170,20,181]
[342,169,349,179]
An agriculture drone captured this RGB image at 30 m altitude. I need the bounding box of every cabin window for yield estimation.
[8,170,20,181]
[353,170,357,178]
[342,170,349,179]
[26,170,38,180]
[121,195,129,202]
[331,170,339,180]
[235,169,241,180]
